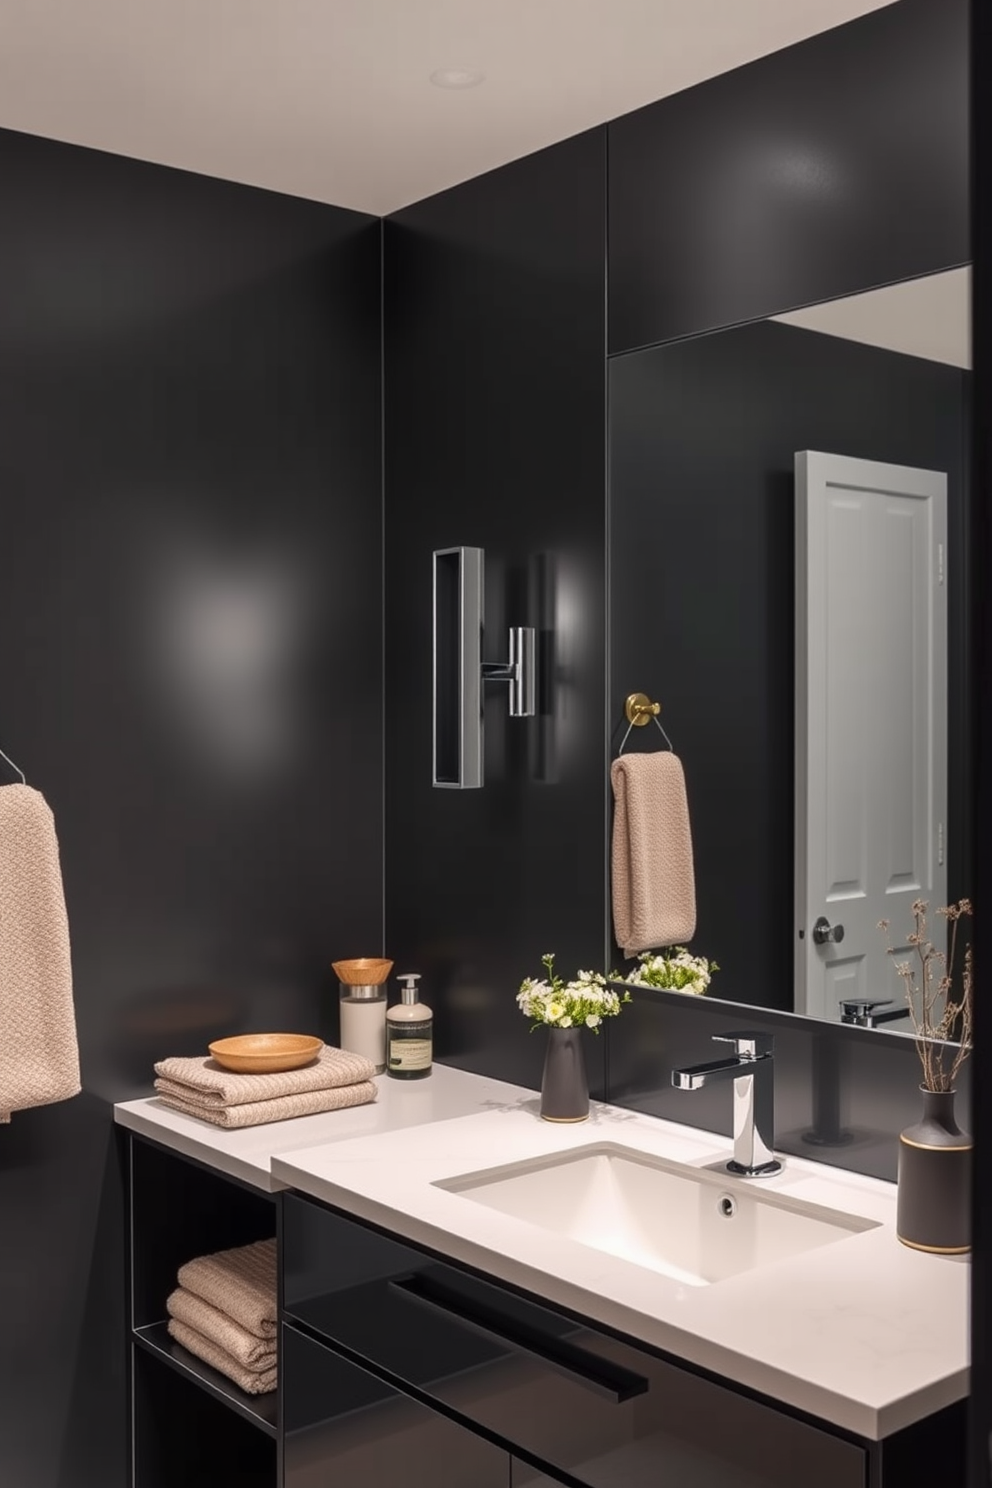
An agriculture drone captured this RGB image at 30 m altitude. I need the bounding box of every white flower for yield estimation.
[560,1015,573,1027]
[585,1014,601,1028]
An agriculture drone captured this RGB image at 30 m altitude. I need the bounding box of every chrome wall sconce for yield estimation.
[433,546,536,788]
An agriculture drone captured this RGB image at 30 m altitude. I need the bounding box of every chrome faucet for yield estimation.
[838,998,909,1029]
[671,1032,782,1177]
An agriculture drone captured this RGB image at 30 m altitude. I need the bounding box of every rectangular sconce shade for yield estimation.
[433,546,536,789]
[433,546,483,788]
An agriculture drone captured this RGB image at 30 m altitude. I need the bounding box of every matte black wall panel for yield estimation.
[608,318,969,1010]
[608,0,970,354]
[384,130,608,1096]
[969,1,990,1479]
[0,128,382,1488]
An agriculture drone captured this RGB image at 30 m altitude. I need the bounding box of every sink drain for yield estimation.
[717,1194,737,1218]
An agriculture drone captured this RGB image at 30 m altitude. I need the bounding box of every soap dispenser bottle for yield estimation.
[386,973,432,1080]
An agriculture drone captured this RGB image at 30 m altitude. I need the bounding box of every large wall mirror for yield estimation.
[608,265,972,1036]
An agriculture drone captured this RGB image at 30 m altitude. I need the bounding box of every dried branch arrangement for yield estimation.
[878,899,973,1093]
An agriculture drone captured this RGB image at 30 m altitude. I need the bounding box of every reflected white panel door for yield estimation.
[795,451,947,1023]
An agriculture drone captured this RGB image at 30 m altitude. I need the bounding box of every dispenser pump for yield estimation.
[398,973,421,1006]
[386,972,432,1080]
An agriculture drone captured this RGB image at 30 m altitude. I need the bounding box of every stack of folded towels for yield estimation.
[153,1047,377,1128]
[167,1238,278,1395]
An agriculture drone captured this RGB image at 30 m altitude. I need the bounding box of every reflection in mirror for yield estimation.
[608,267,971,1036]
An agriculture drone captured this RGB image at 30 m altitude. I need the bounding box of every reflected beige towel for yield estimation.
[167,1316,277,1395]
[154,1045,375,1105]
[611,753,696,957]
[156,1079,377,1128]
[179,1238,277,1338]
[0,784,80,1122]
[167,1286,275,1370]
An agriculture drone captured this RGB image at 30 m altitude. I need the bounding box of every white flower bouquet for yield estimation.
[620,947,719,996]
[517,953,630,1032]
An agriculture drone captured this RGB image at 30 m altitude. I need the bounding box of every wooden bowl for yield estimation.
[208,1033,323,1074]
[332,958,393,985]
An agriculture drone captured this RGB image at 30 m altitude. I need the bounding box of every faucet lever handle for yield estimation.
[712,1031,774,1059]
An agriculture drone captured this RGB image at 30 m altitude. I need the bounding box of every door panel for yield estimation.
[795,450,947,1023]
[283,1322,509,1488]
[283,1196,865,1488]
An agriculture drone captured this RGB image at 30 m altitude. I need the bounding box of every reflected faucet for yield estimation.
[838,998,909,1029]
[671,1032,782,1177]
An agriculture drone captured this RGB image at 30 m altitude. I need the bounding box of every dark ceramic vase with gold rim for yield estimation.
[540,1027,590,1122]
[896,1088,971,1254]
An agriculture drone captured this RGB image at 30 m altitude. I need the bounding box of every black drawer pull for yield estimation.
[390,1273,649,1404]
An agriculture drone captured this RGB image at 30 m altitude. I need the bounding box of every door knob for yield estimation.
[812,916,845,945]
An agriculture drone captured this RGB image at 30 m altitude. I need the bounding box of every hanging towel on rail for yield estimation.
[610,753,696,958]
[0,784,80,1122]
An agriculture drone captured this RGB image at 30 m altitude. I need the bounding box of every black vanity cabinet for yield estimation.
[281,1193,867,1488]
[127,1136,279,1488]
[125,1136,964,1488]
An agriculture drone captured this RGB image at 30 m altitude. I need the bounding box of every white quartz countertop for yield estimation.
[115,1064,968,1441]
[269,1086,968,1442]
[114,1062,533,1191]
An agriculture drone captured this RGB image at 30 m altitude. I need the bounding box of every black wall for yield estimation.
[0,129,382,1488]
[609,318,970,1008]
[969,2,990,1481]
[381,0,970,1158]
[383,129,609,1097]
[608,0,969,354]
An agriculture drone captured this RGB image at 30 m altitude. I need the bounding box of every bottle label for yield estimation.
[388,1026,432,1072]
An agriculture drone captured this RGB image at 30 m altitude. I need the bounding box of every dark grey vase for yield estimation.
[897,1088,971,1254]
[540,1027,590,1122]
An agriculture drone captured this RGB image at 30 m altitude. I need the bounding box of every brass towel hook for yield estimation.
[619,693,673,755]
[625,692,660,726]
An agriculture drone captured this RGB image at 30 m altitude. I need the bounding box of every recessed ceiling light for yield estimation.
[430,68,485,90]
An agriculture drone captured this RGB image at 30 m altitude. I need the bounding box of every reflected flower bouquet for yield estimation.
[517,953,629,1033]
[621,947,719,996]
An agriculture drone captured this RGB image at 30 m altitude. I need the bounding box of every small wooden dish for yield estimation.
[208,1033,323,1074]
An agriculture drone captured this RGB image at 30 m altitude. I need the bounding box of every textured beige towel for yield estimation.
[167,1286,276,1370]
[157,1078,377,1128]
[0,784,80,1123]
[154,1045,375,1105]
[167,1316,277,1395]
[611,753,696,957]
[179,1238,277,1338]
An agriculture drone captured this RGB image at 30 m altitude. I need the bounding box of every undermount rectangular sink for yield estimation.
[436,1143,880,1288]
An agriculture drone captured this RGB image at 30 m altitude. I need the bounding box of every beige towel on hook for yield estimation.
[611,753,696,958]
[179,1238,277,1339]
[0,784,80,1122]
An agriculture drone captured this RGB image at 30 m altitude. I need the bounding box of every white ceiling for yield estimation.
[0,0,894,216]
[774,268,972,368]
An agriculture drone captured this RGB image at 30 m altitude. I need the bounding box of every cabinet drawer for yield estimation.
[283,1321,508,1488]
[283,1194,866,1488]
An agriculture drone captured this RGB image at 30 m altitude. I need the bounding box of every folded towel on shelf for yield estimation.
[167,1316,277,1396]
[611,752,696,958]
[0,784,81,1123]
[167,1286,276,1371]
[156,1078,378,1128]
[178,1238,277,1338]
[153,1045,375,1106]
